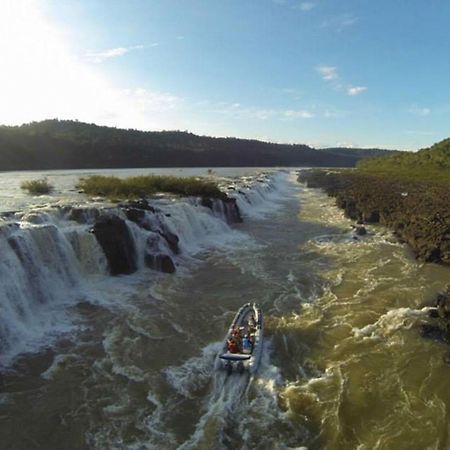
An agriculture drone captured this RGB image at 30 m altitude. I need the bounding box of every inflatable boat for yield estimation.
[216,303,263,374]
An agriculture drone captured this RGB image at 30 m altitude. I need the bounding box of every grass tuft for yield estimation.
[76,175,226,200]
[20,178,54,195]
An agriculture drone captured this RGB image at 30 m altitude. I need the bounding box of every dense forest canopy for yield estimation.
[357,138,450,181]
[0,119,395,170]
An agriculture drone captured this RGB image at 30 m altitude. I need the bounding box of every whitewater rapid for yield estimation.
[2,168,450,450]
[0,169,290,367]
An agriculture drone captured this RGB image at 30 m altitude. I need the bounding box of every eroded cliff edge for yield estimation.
[299,169,450,264]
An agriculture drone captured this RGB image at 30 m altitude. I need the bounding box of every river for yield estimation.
[0,169,449,450]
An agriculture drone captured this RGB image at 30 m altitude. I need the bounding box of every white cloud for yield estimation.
[0,1,182,131]
[408,106,431,116]
[122,88,182,113]
[323,108,348,119]
[347,86,367,96]
[321,13,357,31]
[86,44,145,63]
[317,65,338,81]
[294,2,316,11]
[283,110,314,119]
[274,0,316,10]
[213,103,314,121]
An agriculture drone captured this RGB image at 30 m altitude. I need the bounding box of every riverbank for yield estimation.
[299,169,450,264]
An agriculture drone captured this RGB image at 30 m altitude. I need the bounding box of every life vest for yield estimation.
[227,339,239,353]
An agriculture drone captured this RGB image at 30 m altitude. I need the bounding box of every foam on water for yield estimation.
[0,170,290,368]
[352,306,432,340]
[169,339,308,450]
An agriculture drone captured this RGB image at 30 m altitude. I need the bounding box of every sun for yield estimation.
[0,0,139,128]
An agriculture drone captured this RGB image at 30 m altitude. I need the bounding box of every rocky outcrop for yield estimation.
[300,170,450,265]
[119,199,181,254]
[201,197,243,224]
[159,230,180,254]
[92,215,137,275]
[67,207,100,224]
[222,198,243,223]
[144,254,176,274]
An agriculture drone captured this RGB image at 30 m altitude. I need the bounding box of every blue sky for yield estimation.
[2,0,449,149]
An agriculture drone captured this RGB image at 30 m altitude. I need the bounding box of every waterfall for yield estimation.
[0,171,289,367]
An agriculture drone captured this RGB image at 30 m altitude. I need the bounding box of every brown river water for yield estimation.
[1,171,450,450]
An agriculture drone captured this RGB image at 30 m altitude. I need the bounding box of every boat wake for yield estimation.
[171,340,308,450]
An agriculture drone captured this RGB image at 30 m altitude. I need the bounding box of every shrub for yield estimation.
[20,178,54,195]
[76,175,226,200]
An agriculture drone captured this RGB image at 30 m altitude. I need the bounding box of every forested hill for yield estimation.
[357,138,450,181]
[0,120,394,170]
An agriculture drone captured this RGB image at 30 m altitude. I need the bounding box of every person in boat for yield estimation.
[242,335,252,354]
[227,338,239,353]
[248,333,254,349]
[248,315,256,333]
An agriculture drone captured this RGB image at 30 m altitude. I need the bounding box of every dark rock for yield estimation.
[201,197,213,209]
[118,199,156,213]
[222,197,243,223]
[420,323,448,343]
[298,169,450,265]
[436,293,450,319]
[127,198,156,212]
[159,230,180,254]
[124,208,146,224]
[354,225,367,236]
[145,254,176,273]
[363,211,380,223]
[0,222,20,236]
[67,207,100,224]
[428,308,440,318]
[92,215,137,275]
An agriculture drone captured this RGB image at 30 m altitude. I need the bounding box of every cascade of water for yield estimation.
[0,224,82,362]
[0,171,289,367]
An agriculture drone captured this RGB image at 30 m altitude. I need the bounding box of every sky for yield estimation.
[1,0,449,150]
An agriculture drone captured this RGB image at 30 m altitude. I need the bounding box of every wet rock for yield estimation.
[0,222,20,237]
[436,293,450,319]
[222,197,243,223]
[67,207,100,224]
[124,208,146,224]
[420,323,448,343]
[353,225,367,236]
[299,170,450,265]
[428,308,440,318]
[144,253,176,274]
[92,215,137,275]
[127,198,156,213]
[159,230,180,254]
[201,197,213,209]
[363,210,380,223]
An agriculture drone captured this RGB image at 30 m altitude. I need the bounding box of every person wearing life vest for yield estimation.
[242,335,252,354]
[231,327,242,352]
[227,338,239,353]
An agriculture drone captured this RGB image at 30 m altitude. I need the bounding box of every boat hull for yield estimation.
[216,302,263,374]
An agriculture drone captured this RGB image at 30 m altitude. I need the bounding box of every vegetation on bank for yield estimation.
[300,168,450,264]
[76,175,226,200]
[20,178,53,195]
[357,138,450,182]
[0,119,393,171]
